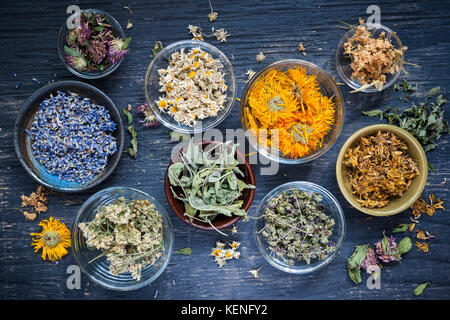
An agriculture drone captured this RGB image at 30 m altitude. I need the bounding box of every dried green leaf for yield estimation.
[176,247,192,255]
[427,86,440,98]
[413,283,430,296]
[123,107,133,125]
[398,236,412,254]
[362,109,385,120]
[348,244,369,270]
[152,41,163,56]
[392,224,410,233]
[64,45,81,57]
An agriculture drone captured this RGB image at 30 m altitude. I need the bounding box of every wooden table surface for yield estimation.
[1,0,449,300]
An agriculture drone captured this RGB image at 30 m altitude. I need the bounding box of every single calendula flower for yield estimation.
[30,217,71,261]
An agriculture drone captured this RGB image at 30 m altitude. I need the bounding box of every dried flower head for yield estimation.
[108,38,129,64]
[126,20,133,30]
[207,0,218,22]
[245,69,256,83]
[211,240,241,267]
[88,40,107,64]
[360,247,380,274]
[375,235,401,263]
[136,103,158,127]
[30,217,71,261]
[65,54,88,71]
[415,241,429,253]
[249,265,263,278]
[188,25,204,41]
[16,186,48,221]
[256,51,266,62]
[213,28,229,43]
[298,42,306,55]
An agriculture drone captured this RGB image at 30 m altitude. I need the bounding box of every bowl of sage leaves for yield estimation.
[165,139,256,232]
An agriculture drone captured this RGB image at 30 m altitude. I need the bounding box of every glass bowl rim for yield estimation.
[144,39,237,134]
[335,22,404,93]
[57,8,126,79]
[71,186,174,291]
[253,181,346,274]
[240,59,345,164]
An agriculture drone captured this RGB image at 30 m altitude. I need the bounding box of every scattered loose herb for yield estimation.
[188,25,204,41]
[15,185,48,221]
[152,41,163,56]
[249,265,263,278]
[211,240,240,267]
[398,236,412,254]
[126,20,133,30]
[168,140,255,226]
[343,131,419,208]
[213,27,229,43]
[123,6,133,15]
[362,82,449,153]
[256,51,266,62]
[245,69,256,83]
[298,42,306,56]
[207,0,218,22]
[123,107,138,158]
[30,217,71,261]
[413,283,430,296]
[65,10,131,71]
[78,197,164,280]
[347,244,369,284]
[392,223,410,233]
[259,188,336,265]
[136,103,158,127]
[176,247,192,255]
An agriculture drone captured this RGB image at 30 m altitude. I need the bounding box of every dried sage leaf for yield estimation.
[413,283,430,296]
[398,236,412,254]
[176,247,192,255]
[392,223,410,233]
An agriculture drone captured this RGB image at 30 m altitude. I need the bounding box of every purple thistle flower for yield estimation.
[375,235,401,263]
[107,39,128,64]
[136,103,158,127]
[360,247,380,274]
[65,55,87,71]
[88,40,107,65]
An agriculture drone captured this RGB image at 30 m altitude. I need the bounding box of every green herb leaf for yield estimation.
[392,224,410,233]
[121,37,132,50]
[123,108,133,125]
[64,45,81,57]
[348,268,362,284]
[348,244,369,270]
[398,236,412,254]
[413,283,430,296]
[152,41,164,56]
[127,125,137,157]
[175,247,192,255]
[362,109,385,120]
[427,86,440,98]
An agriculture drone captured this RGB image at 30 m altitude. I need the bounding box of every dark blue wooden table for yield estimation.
[1,0,449,300]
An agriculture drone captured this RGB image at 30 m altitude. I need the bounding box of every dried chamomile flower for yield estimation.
[298,42,306,56]
[249,265,263,278]
[256,51,266,62]
[207,0,218,22]
[213,28,229,43]
[188,25,204,41]
[245,69,256,83]
[230,224,238,234]
[211,241,241,267]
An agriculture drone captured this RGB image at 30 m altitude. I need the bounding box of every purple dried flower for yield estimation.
[136,103,158,127]
[77,22,92,44]
[107,38,128,64]
[98,30,114,42]
[360,247,380,274]
[375,235,401,263]
[88,40,107,64]
[65,54,87,71]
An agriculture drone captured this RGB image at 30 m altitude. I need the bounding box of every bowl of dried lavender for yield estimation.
[57,9,131,79]
[14,81,124,192]
[254,181,345,274]
[336,124,428,216]
[72,187,174,291]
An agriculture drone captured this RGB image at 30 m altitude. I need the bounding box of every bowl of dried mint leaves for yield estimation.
[253,181,345,274]
[165,139,256,232]
[336,124,428,216]
[72,186,174,291]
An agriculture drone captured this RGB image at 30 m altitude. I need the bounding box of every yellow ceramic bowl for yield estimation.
[336,124,428,216]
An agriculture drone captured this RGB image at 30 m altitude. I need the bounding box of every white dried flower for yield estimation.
[208,11,218,22]
[256,51,266,62]
[249,265,263,278]
[245,69,256,83]
[213,28,229,43]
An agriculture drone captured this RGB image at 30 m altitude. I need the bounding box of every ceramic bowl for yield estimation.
[13,81,124,192]
[164,140,255,230]
[336,124,428,216]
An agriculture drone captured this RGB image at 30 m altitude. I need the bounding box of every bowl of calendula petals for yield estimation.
[240,59,344,164]
[145,40,236,134]
[164,139,256,232]
[336,124,428,216]
[335,19,406,93]
[254,181,345,274]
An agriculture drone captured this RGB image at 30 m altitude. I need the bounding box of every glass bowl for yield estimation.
[253,181,346,274]
[57,9,126,79]
[240,59,344,164]
[72,187,174,291]
[144,40,236,134]
[335,23,404,93]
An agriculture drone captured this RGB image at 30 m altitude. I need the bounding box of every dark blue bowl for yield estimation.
[14,81,124,192]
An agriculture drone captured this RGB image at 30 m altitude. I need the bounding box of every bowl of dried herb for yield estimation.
[13,81,124,192]
[164,139,256,232]
[253,181,345,274]
[57,9,131,79]
[336,124,428,216]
